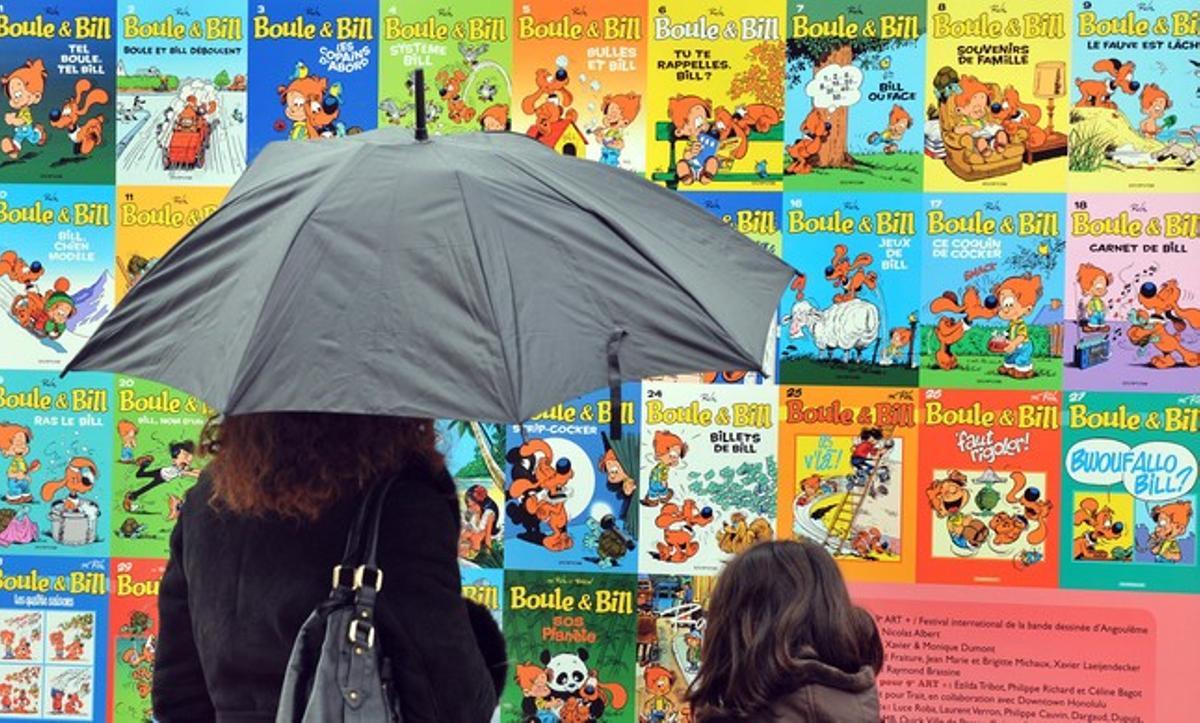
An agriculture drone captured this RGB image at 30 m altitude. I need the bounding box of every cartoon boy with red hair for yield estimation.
[642,430,686,506]
[951,76,1009,157]
[592,92,641,167]
[992,273,1043,379]
[1,59,48,158]
[1,424,39,504]
[1139,84,1173,140]
[1076,263,1112,333]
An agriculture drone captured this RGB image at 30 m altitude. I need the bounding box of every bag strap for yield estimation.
[343,475,393,648]
[331,477,395,592]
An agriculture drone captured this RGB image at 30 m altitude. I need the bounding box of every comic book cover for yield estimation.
[645,3,785,190]
[439,419,506,568]
[634,574,714,723]
[1061,391,1198,594]
[917,388,1061,587]
[114,186,225,299]
[637,383,777,577]
[503,384,640,573]
[115,1,247,186]
[777,386,918,584]
[784,1,926,191]
[378,1,512,136]
[512,1,647,171]
[1064,195,1200,392]
[106,558,162,723]
[109,376,211,559]
[646,192,781,386]
[502,570,636,723]
[0,4,115,185]
[923,0,1070,193]
[0,185,114,371]
[0,555,108,721]
[460,564,502,723]
[1070,1,1200,193]
[778,193,921,388]
[0,370,111,558]
[246,0,377,163]
[919,193,1066,389]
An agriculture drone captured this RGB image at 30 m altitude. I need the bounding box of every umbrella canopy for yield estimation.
[65,127,794,428]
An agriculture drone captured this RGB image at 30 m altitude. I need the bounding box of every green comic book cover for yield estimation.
[110,376,213,558]
[502,570,636,722]
[378,1,512,134]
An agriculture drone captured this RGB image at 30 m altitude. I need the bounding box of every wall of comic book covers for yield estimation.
[0,1,1197,721]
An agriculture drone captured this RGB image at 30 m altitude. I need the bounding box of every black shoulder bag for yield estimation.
[276,478,402,722]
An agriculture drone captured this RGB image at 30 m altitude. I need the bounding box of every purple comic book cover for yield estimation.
[1065,195,1199,392]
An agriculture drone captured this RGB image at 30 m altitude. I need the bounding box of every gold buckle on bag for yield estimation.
[348,619,376,648]
[332,565,355,589]
[353,565,383,592]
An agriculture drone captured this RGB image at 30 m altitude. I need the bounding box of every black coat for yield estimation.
[152,466,505,723]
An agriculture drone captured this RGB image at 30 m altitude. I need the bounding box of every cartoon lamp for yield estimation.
[1033,61,1067,143]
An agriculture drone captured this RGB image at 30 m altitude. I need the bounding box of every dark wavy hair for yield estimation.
[199,412,440,521]
[687,539,883,720]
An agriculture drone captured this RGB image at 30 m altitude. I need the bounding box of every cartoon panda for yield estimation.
[542,648,607,718]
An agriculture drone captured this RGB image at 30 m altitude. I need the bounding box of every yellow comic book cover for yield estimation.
[645,3,786,191]
[923,0,1070,193]
[114,187,227,299]
[1070,1,1200,193]
[777,385,919,584]
[513,1,647,172]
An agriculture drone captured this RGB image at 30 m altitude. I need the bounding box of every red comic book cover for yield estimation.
[107,559,165,723]
[917,388,1061,587]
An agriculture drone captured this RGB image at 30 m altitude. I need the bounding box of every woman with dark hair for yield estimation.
[688,539,883,722]
[152,413,506,722]
[460,483,500,559]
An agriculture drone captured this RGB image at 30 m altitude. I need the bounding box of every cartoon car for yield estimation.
[163,96,214,169]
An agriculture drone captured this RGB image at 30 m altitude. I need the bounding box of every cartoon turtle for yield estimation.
[584,514,635,568]
[118,517,146,539]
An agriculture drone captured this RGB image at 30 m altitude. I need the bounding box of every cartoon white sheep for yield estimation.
[783,297,881,362]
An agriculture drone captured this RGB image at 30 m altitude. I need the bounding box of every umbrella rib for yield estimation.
[492,152,768,372]
[223,143,375,412]
[446,164,522,422]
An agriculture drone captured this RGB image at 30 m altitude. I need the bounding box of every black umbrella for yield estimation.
[65,71,794,438]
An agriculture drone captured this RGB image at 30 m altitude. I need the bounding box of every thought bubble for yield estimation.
[1066,438,1197,502]
[806,64,863,111]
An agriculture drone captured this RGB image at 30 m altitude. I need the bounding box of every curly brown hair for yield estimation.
[199,412,440,521]
[687,540,883,720]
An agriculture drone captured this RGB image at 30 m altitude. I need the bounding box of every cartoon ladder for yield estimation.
[821,441,889,555]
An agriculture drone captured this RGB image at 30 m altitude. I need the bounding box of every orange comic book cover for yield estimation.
[513,0,647,171]
[778,385,919,584]
[917,388,1062,588]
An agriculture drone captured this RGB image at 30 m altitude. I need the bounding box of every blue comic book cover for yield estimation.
[116,0,248,186]
[778,192,921,388]
[503,384,640,573]
[784,1,925,192]
[0,555,108,721]
[919,193,1066,390]
[1070,0,1200,193]
[438,419,506,569]
[0,370,111,558]
[0,185,114,371]
[0,2,115,185]
[246,0,378,163]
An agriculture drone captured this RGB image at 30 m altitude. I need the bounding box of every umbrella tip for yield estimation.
[413,68,429,142]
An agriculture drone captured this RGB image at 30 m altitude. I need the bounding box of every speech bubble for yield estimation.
[1126,441,1196,502]
[805,64,863,111]
[1066,438,1197,502]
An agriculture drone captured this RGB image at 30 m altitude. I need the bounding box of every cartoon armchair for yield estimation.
[932,67,1027,182]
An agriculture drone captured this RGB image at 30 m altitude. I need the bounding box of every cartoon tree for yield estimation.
[446,420,505,491]
[214,70,231,90]
[786,11,924,168]
[730,41,785,112]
